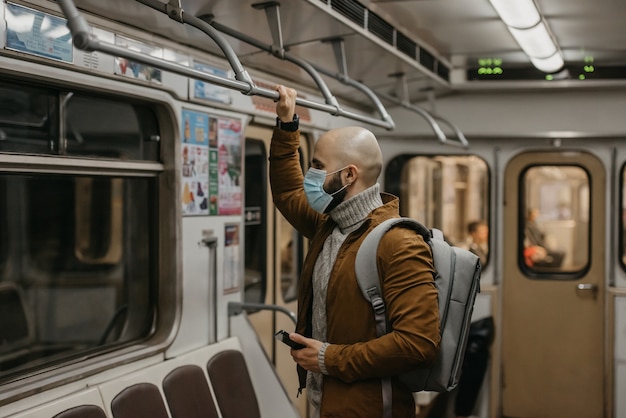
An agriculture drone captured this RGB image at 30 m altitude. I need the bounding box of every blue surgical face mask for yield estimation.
[303,166,350,213]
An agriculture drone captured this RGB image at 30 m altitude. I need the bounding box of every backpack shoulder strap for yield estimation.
[354,217,431,418]
[355,217,430,337]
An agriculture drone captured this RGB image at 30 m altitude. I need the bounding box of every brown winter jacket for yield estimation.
[269,128,441,418]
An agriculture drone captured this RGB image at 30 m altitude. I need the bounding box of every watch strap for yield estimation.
[276,114,299,132]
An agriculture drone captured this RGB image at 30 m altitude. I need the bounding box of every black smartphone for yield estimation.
[274,330,305,350]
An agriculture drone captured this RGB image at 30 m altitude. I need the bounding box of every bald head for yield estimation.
[314,126,383,188]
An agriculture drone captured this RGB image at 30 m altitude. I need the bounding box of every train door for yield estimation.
[502,151,605,417]
[244,125,308,417]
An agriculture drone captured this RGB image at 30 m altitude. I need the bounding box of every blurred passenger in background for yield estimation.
[467,220,488,266]
[525,208,546,248]
[524,208,564,268]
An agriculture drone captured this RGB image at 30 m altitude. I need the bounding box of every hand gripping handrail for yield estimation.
[203,2,394,130]
[56,0,395,129]
[215,1,342,111]
[201,16,341,113]
[228,302,297,326]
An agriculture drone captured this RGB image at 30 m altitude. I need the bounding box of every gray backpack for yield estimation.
[355,217,481,410]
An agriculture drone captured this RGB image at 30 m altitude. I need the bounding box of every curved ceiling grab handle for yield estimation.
[200,3,394,129]
[376,90,448,142]
[57,0,254,93]
[203,16,341,112]
[310,38,396,129]
[56,0,394,129]
[385,73,469,148]
[431,115,469,147]
[141,0,257,92]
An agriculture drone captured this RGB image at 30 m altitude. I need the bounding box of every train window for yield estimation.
[244,136,304,305]
[0,180,6,275]
[65,94,160,161]
[0,80,160,161]
[0,173,156,382]
[385,155,490,265]
[244,139,267,305]
[278,147,305,303]
[0,81,58,154]
[74,178,123,264]
[278,214,301,303]
[521,165,589,274]
[622,166,626,267]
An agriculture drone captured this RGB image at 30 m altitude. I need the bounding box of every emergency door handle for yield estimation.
[576,283,598,297]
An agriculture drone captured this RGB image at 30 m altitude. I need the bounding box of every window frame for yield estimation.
[517,163,592,280]
[0,82,177,404]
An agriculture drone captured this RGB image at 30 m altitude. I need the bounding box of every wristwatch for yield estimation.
[275,114,299,132]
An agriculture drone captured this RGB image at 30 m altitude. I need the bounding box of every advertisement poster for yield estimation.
[180,110,242,216]
[223,224,241,294]
[192,61,232,104]
[5,3,73,63]
[114,35,162,84]
[181,109,210,215]
[214,117,243,215]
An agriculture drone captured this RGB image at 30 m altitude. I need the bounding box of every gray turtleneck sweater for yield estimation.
[307,183,384,415]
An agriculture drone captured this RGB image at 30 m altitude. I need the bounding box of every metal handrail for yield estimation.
[377,91,448,142]
[385,72,469,147]
[322,38,395,130]
[379,91,469,147]
[204,17,340,111]
[206,17,395,130]
[228,302,297,326]
[312,37,460,144]
[56,0,395,129]
[431,114,469,147]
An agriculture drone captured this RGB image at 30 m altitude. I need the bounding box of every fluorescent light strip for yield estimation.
[530,52,565,73]
[488,0,564,73]
[488,0,541,29]
[508,23,557,59]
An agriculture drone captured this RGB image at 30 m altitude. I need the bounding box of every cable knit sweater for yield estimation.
[307,184,384,413]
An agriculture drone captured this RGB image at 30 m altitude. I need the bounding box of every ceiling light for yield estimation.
[488,0,541,29]
[508,23,557,59]
[488,0,564,73]
[530,52,565,73]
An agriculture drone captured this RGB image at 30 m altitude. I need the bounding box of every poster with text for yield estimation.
[213,117,243,215]
[192,61,232,104]
[223,224,241,294]
[181,110,241,216]
[5,3,72,63]
[114,35,162,84]
[181,109,209,215]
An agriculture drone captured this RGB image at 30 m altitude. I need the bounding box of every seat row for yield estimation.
[8,337,263,418]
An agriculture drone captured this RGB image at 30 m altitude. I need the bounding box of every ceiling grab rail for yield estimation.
[384,73,469,148]
[236,2,340,111]
[58,0,253,91]
[196,14,338,112]
[55,0,394,129]
[306,38,396,131]
[424,88,469,147]
[198,3,394,130]
[139,0,255,90]
[430,114,469,147]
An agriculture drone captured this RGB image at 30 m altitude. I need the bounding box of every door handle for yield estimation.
[576,283,598,298]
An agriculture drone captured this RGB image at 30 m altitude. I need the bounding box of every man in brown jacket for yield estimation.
[270,85,441,418]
